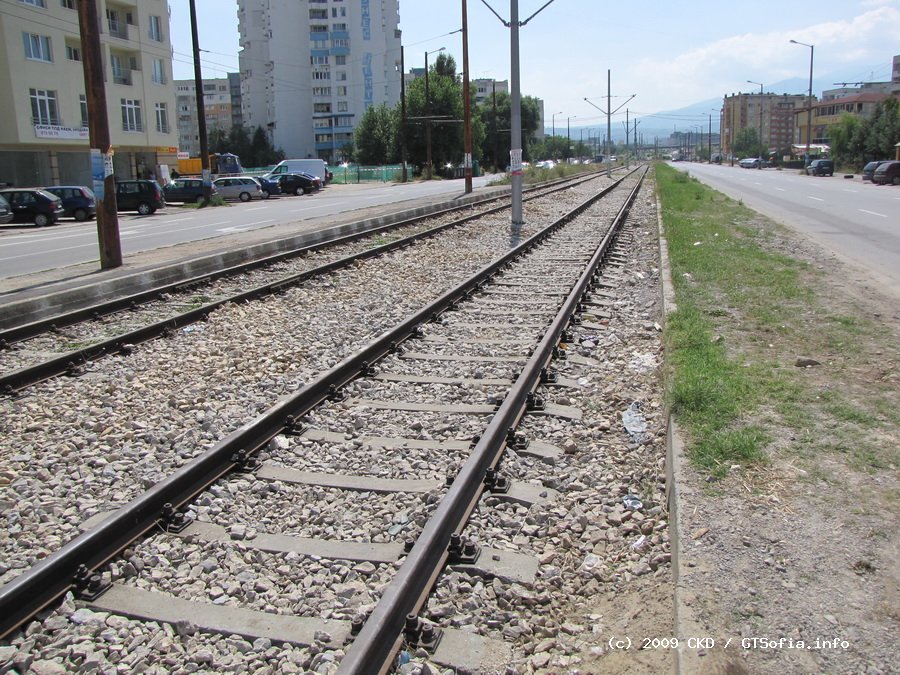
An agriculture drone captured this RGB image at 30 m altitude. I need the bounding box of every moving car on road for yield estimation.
[806,159,834,176]
[275,173,317,196]
[0,195,13,225]
[162,178,211,204]
[44,186,96,221]
[0,188,64,226]
[115,180,166,215]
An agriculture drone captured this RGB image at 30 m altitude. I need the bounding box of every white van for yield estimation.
[266,159,331,184]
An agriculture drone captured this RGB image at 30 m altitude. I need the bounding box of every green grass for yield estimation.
[656,163,899,478]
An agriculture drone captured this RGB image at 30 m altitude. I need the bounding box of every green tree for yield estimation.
[404,53,464,175]
[477,91,541,171]
[732,128,759,158]
[354,103,399,164]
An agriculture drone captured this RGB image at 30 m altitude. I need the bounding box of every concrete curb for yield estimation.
[0,187,508,329]
[656,188,696,675]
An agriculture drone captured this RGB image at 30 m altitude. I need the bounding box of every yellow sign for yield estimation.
[156,146,178,153]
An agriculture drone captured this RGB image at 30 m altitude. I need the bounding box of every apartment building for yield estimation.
[175,75,243,156]
[0,0,177,186]
[237,0,402,163]
[720,92,808,159]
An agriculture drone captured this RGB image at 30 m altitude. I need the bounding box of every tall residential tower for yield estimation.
[237,0,402,162]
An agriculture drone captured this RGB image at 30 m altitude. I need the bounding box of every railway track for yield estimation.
[0,171,614,395]
[0,168,669,673]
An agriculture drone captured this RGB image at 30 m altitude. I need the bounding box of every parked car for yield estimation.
[212,176,265,201]
[162,178,211,204]
[0,188,64,226]
[862,160,891,182]
[267,158,329,184]
[275,173,317,196]
[738,157,760,168]
[296,172,322,191]
[871,160,900,185]
[251,175,281,198]
[806,159,834,176]
[0,194,13,225]
[115,180,166,215]
[44,185,96,221]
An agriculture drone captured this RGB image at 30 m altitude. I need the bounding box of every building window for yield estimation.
[61,0,75,9]
[20,0,47,6]
[313,87,331,96]
[65,43,81,61]
[29,88,59,125]
[311,55,328,66]
[313,71,330,81]
[121,98,143,132]
[151,58,166,85]
[79,94,88,127]
[155,103,169,133]
[335,55,346,65]
[336,86,347,96]
[148,15,163,42]
[314,103,331,113]
[332,38,349,48]
[333,23,347,31]
[337,71,347,82]
[23,33,53,62]
[337,101,348,112]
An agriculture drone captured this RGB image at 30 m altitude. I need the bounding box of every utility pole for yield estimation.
[607,70,611,178]
[400,47,407,182]
[77,0,121,269]
[492,81,499,173]
[462,0,473,193]
[190,0,212,202]
[625,108,630,168]
[509,0,523,226]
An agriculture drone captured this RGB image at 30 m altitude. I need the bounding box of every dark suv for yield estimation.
[115,180,165,214]
[162,178,209,204]
[807,159,834,176]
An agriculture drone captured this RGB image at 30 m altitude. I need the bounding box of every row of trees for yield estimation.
[829,98,900,169]
[207,124,285,169]
[353,54,546,173]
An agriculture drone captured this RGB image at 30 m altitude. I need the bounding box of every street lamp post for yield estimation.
[747,79,764,169]
[790,39,814,167]
[551,111,562,138]
[566,115,575,162]
[425,47,446,180]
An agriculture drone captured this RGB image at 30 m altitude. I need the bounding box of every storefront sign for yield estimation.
[34,124,89,140]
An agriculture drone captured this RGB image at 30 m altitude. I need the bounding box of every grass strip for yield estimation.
[656,163,898,478]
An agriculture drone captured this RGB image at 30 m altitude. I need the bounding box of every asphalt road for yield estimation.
[669,162,900,297]
[0,175,498,279]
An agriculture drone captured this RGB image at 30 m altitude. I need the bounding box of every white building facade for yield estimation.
[0,0,178,186]
[237,0,402,162]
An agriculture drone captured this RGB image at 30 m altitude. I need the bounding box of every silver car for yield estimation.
[211,177,264,202]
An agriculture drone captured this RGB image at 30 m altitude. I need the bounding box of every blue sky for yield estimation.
[170,0,900,131]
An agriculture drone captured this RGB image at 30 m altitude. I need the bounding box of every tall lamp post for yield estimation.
[551,111,562,138]
[790,39,814,167]
[747,80,764,169]
[424,47,446,180]
[566,115,575,162]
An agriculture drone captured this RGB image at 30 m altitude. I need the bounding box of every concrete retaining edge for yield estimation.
[0,187,507,330]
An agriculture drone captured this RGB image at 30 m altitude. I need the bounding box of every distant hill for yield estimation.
[551,77,838,142]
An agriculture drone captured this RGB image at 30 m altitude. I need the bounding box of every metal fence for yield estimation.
[330,164,404,184]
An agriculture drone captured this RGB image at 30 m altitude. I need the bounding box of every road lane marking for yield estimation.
[245,206,267,211]
[775,187,785,192]
[807,196,824,201]
[243,220,275,226]
[858,209,887,218]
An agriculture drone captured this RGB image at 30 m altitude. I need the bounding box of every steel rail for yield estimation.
[0,174,607,395]
[0,171,599,344]
[338,168,648,674]
[0,171,637,641]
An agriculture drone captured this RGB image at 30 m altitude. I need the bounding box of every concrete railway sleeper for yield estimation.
[0,169,649,673]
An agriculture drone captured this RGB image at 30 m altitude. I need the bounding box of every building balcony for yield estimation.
[112,69,133,86]
[330,47,349,57]
[107,20,131,41]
